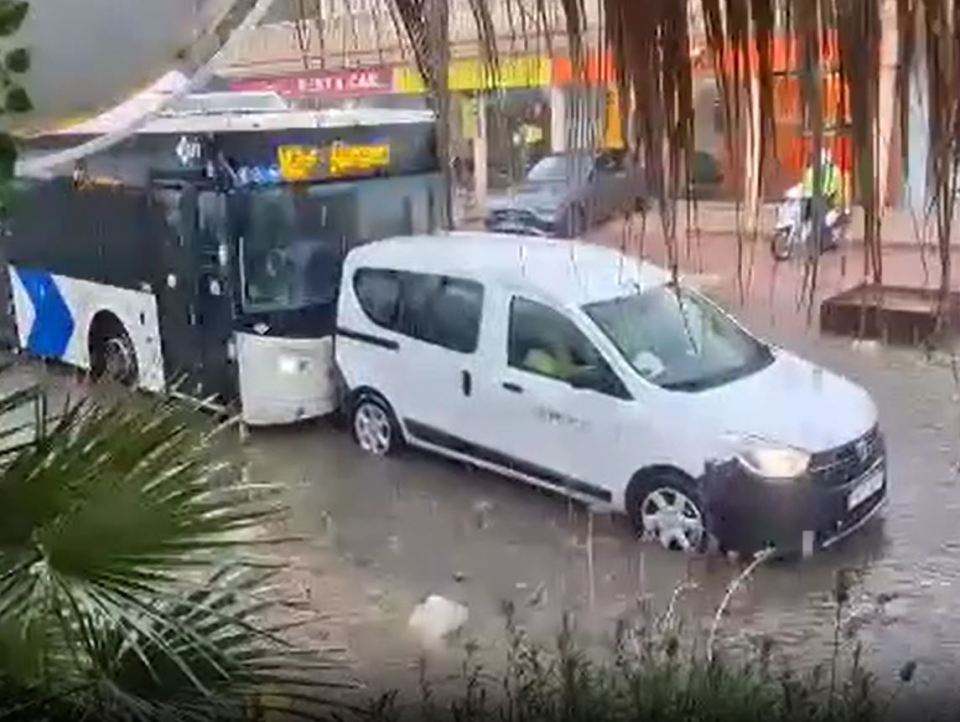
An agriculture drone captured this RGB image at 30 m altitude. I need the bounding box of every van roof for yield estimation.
[346,232,671,306]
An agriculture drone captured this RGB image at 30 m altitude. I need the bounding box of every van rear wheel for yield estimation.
[351,395,400,456]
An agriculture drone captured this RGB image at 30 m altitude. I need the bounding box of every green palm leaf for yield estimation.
[0,381,345,721]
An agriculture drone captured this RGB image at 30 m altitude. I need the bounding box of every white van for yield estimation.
[335,233,887,553]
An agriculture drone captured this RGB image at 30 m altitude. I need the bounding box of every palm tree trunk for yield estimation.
[877,0,899,210]
[743,70,762,237]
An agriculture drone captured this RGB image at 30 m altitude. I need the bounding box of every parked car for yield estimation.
[334,233,887,554]
[485,151,645,237]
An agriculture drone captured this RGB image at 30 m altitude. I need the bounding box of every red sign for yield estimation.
[232,68,393,99]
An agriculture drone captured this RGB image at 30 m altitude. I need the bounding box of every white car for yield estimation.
[335,233,887,553]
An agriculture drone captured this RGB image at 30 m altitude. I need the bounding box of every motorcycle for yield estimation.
[771,183,850,261]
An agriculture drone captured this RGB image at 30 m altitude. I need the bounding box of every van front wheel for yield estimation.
[351,395,400,457]
[628,472,709,552]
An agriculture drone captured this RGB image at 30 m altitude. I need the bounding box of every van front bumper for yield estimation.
[703,453,887,555]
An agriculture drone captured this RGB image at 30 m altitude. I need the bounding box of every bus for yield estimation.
[6,96,443,425]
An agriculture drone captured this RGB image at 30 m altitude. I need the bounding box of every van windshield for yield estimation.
[583,287,774,391]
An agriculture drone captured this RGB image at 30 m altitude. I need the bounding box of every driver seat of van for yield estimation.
[523,346,582,381]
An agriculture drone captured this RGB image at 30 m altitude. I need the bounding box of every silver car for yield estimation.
[485,151,646,237]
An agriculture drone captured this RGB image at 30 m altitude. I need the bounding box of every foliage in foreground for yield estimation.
[359,601,913,722]
[0,378,920,722]
[0,381,344,721]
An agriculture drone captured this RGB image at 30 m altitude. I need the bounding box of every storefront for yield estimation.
[225,52,627,201]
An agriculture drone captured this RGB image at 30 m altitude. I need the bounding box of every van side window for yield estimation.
[398,273,484,353]
[353,268,484,353]
[354,268,401,327]
[508,297,629,398]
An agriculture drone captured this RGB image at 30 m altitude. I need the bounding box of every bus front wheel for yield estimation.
[89,316,139,387]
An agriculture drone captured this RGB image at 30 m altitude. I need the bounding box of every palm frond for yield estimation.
[0,383,343,721]
[294,0,960,302]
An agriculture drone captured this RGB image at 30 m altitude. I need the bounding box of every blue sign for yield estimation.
[236,165,282,187]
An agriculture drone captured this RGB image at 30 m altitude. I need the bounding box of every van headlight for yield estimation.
[726,435,811,479]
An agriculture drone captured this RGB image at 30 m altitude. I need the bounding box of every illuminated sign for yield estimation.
[278,145,326,182]
[236,165,282,186]
[329,143,390,176]
[276,142,390,182]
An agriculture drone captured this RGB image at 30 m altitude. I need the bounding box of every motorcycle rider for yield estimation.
[801,148,847,250]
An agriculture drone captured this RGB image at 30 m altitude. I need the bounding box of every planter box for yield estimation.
[820,283,960,345]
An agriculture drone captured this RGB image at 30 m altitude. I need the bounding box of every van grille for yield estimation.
[809,426,884,487]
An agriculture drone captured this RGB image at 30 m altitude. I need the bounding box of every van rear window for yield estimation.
[353,268,483,353]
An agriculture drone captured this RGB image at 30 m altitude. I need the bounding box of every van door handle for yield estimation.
[502,382,523,394]
[461,370,472,397]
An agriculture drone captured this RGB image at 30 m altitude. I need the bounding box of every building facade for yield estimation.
[214,0,904,208]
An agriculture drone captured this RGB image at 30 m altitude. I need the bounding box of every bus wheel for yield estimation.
[90,321,139,387]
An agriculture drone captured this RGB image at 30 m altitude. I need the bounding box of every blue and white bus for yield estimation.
[7,98,443,425]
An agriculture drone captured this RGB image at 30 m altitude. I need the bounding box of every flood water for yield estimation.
[242,242,960,700]
[8,227,960,701]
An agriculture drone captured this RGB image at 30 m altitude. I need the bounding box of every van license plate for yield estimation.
[847,469,884,511]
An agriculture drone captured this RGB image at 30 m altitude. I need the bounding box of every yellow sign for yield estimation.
[277,143,390,181]
[522,124,544,145]
[329,143,391,176]
[394,56,551,94]
[604,88,625,150]
[278,145,324,182]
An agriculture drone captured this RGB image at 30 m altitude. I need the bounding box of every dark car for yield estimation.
[485,150,645,238]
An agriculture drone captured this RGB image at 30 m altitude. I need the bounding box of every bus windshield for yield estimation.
[241,188,343,313]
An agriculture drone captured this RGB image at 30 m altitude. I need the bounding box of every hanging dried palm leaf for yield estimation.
[290,0,960,307]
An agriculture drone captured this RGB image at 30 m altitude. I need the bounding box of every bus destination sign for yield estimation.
[275,142,391,183]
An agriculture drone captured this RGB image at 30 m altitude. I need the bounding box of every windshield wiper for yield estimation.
[660,379,711,392]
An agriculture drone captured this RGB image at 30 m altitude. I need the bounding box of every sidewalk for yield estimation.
[460,192,960,247]
[671,200,959,249]
[454,194,960,317]
[585,212,960,340]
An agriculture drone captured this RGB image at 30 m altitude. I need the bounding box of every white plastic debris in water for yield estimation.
[408,595,468,649]
[851,339,881,355]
